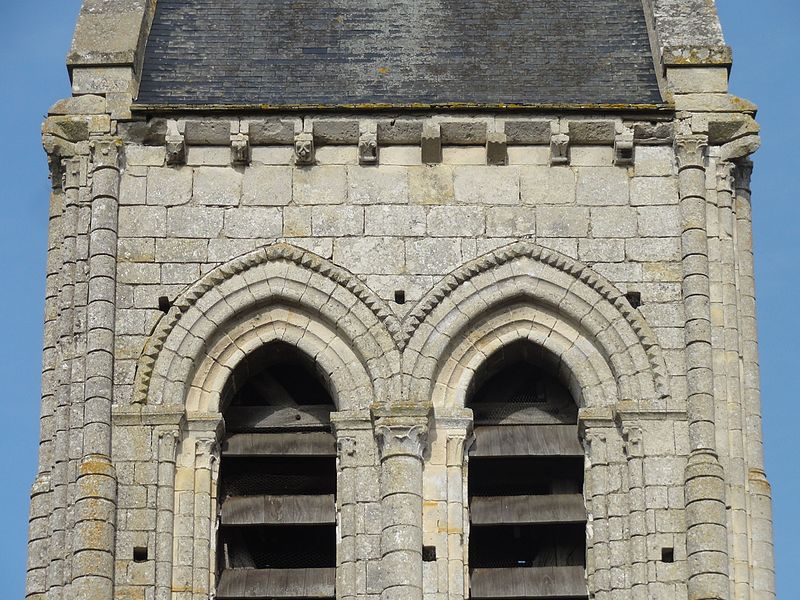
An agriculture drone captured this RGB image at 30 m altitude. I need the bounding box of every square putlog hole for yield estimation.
[661,547,674,563]
[133,547,148,563]
[422,546,436,562]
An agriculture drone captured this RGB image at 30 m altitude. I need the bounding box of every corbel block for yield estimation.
[421,123,442,164]
[550,133,570,166]
[486,132,508,166]
[294,132,315,166]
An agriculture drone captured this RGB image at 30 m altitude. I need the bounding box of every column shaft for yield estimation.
[373,404,430,600]
[676,134,730,600]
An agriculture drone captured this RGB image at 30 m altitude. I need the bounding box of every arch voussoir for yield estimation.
[133,243,401,411]
[402,240,671,410]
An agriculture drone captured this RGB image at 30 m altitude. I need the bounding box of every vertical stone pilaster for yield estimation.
[71,141,120,600]
[155,431,179,600]
[715,159,752,600]
[733,161,775,599]
[445,433,468,600]
[372,403,431,600]
[192,438,219,600]
[331,411,378,600]
[172,438,197,600]
[622,426,648,600]
[676,133,730,600]
[585,430,610,600]
[45,158,83,600]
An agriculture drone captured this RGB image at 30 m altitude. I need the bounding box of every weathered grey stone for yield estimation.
[283,206,312,237]
[224,207,283,238]
[146,168,192,206]
[183,120,232,145]
[485,207,536,237]
[166,207,223,237]
[312,206,364,236]
[185,146,230,167]
[364,205,426,236]
[578,238,625,262]
[520,166,576,205]
[409,166,454,205]
[635,147,676,177]
[638,205,681,237]
[242,167,292,206]
[348,167,409,205]
[334,237,404,274]
[421,123,442,164]
[504,120,552,144]
[454,167,518,204]
[125,145,165,167]
[247,119,296,145]
[591,207,638,238]
[440,121,487,145]
[377,120,423,145]
[155,239,207,263]
[313,120,360,144]
[294,166,347,205]
[427,206,484,237]
[536,206,589,237]
[119,206,166,238]
[486,132,508,166]
[406,237,462,275]
[192,167,242,206]
[568,120,616,144]
[631,177,680,206]
[576,167,629,205]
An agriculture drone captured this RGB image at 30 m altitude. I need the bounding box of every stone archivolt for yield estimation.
[134,240,670,414]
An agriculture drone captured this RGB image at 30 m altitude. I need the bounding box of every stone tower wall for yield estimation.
[27,1,774,600]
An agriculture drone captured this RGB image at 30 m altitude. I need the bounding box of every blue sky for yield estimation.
[0,1,796,597]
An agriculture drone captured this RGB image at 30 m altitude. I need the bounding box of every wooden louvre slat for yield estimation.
[470,566,587,598]
[216,567,335,599]
[226,405,332,431]
[470,494,586,525]
[222,494,336,525]
[469,425,583,457]
[222,432,336,457]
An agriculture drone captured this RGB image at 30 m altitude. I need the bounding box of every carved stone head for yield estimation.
[294,132,315,165]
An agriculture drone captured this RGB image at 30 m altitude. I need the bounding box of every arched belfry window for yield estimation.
[466,342,588,599]
[215,343,337,600]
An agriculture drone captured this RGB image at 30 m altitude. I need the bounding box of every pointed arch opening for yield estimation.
[466,340,588,600]
[216,342,337,600]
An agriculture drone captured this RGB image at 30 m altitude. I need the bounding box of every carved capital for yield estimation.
[157,430,180,462]
[374,423,428,459]
[675,133,708,170]
[90,139,119,170]
[63,158,82,191]
[583,430,608,464]
[195,438,220,468]
[622,426,643,459]
[446,435,467,467]
[734,158,753,192]
[716,161,736,195]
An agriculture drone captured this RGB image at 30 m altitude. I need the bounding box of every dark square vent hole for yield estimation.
[133,547,148,562]
[158,296,172,313]
[394,290,406,305]
[422,546,437,562]
[626,291,642,309]
[661,547,675,563]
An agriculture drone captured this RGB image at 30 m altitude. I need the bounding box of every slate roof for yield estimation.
[137,0,663,107]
